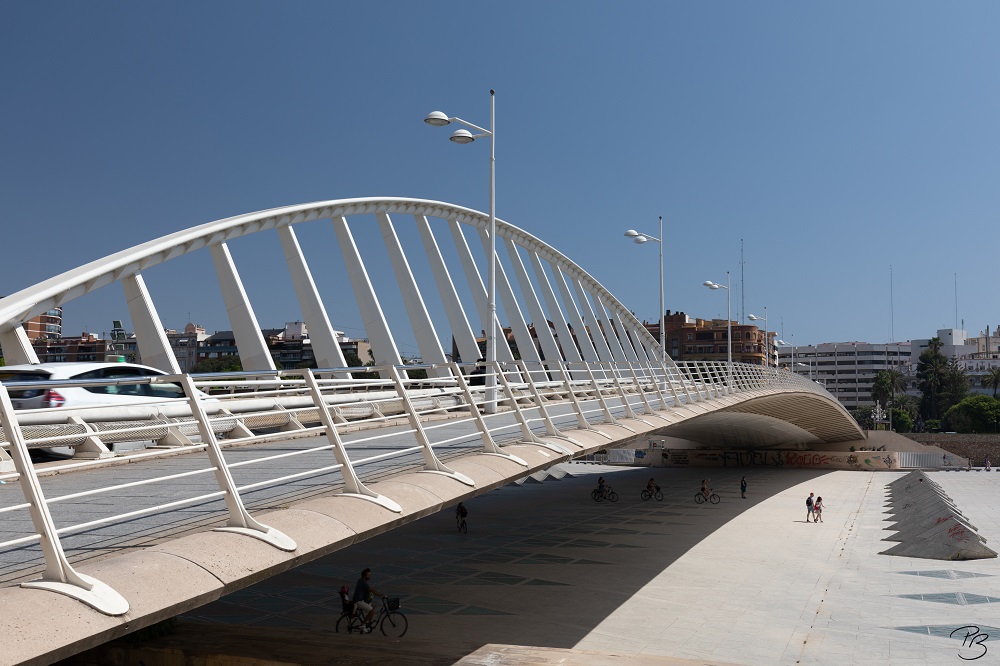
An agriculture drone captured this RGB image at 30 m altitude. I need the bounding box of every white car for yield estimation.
[0,362,188,410]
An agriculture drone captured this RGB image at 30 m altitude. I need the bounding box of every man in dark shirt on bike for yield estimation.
[352,568,386,630]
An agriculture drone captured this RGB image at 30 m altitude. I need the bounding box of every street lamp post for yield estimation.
[703,272,732,387]
[748,308,768,370]
[425,91,497,413]
[624,216,665,365]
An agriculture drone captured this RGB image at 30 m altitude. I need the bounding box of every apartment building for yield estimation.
[645,311,777,367]
[777,341,911,410]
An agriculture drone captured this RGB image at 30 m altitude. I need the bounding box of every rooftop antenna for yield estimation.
[954,272,958,329]
[889,265,895,342]
[740,238,745,323]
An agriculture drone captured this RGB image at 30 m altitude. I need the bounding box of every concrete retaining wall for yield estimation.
[637,448,899,470]
[903,433,1000,466]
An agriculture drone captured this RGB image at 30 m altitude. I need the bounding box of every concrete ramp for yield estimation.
[880,471,997,560]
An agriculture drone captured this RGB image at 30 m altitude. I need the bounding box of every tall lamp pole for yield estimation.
[624,216,665,365]
[425,91,497,412]
[703,272,732,387]
[748,308,768,370]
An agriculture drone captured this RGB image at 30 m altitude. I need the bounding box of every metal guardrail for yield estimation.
[0,358,832,616]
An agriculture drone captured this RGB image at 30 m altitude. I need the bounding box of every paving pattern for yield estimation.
[68,464,1000,665]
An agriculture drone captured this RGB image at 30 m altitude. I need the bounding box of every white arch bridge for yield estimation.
[0,197,863,664]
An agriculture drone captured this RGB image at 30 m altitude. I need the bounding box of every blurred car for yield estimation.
[0,362,188,409]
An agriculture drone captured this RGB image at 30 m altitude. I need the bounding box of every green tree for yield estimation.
[871,369,906,408]
[849,407,873,430]
[941,359,969,413]
[191,356,244,374]
[981,367,1000,398]
[942,394,1000,433]
[916,337,949,420]
[889,407,914,433]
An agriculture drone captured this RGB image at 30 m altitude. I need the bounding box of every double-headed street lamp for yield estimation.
[748,308,768,369]
[624,216,664,365]
[776,338,795,375]
[703,272,732,387]
[425,91,497,412]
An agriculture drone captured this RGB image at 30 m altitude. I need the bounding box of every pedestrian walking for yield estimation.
[805,492,815,522]
[814,496,824,523]
[740,476,747,499]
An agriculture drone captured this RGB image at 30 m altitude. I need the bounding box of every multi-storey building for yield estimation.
[777,341,911,409]
[645,311,776,367]
[23,308,63,340]
[166,323,210,372]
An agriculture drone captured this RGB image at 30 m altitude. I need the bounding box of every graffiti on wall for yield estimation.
[660,450,898,470]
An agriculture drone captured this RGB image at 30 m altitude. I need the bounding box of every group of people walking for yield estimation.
[805,492,824,522]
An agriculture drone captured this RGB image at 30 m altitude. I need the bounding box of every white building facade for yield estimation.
[777,341,911,410]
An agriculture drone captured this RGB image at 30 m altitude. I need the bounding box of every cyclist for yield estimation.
[646,477,658,494]
[455,502,468,529]
[597,476,607,498]
[352,568,386,631]
[700,478,712,501]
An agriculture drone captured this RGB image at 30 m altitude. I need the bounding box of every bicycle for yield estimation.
[641,487,663,501]
[591,487,619,503]
[336,595,408,637]
[694,491,720,504]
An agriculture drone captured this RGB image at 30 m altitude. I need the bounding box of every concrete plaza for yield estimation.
[70,464,1000,665]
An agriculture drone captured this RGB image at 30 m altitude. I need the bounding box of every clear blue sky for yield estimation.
[2,2,999,352]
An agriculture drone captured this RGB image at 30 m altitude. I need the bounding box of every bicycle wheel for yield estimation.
[336,613,357,634]
[608,491,619,502]
[694,493,704,504]
[710,493,720,504]
[591,490,601,502]
[654,491,663,501]
[381,611,408,638]
[459,519,467,534]
[641,490,651,501]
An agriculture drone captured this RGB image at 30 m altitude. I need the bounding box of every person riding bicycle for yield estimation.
[597,476,609,498]
[352,568,386,631]
[700,478,712,500]
[455,502,468,527]
[646,477,659,493]
[339,584,358,621]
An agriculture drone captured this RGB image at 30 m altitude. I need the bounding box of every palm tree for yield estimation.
[982,367,1000,398]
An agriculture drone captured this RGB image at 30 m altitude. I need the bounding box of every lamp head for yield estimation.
[703,281,719,290]
[624,229,640,237]
[449,129,476,144]
[633,236,649,244]
[748,314,761,321]
[424,111,451,127]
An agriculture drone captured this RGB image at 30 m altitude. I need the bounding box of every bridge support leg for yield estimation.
[516,360,584,450]
[447,363,527,467]
[178,375,297,551]
[0,386,129,615]
[491,362,572,455]
[552,361,612,439]
[302,371,402,512]
[386,365,475,486]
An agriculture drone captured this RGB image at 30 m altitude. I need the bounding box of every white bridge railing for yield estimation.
[0,358,830,616]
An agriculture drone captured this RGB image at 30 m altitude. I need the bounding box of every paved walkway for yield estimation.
[68,465,1000,665]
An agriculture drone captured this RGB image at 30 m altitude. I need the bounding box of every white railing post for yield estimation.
[386,365,475,486]
[574,360,631,431]
[302,370,402,512]
[515,359,583,450]
[178,374,296,551]
[551,360,611,438]
[447,362,528,466]
[0,385,129,615]
[490,361,572,454]
[602,361,641,421]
